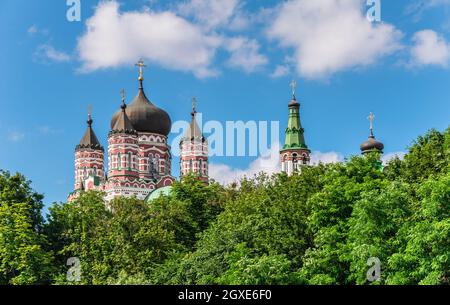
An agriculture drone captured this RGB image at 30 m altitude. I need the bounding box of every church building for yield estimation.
[68,61,208,202]
[69,63,385,199]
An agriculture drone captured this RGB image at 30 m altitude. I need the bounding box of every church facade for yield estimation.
[68,61,208,202]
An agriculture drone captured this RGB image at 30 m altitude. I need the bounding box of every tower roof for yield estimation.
[76,114,103,151]
[182,98,205,142]
[281,81,309,152]
[110,91,137,135]
[360,113,384,154]
[110,61,172,136]
[360,135,384,154]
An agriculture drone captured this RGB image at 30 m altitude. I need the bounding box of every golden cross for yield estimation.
[368,112,375,133]
[192,97,197,113]
[121,89,126,103]
[87,104,93,124]
[290,80,297,98]
[135,59,147,81]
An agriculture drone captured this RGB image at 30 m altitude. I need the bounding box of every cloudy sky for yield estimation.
[0,0,449,209]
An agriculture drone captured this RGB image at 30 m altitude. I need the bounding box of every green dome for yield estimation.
[145,186,173,203]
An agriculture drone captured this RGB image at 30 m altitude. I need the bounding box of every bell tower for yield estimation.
[280,80,311,176]
[179,98,209,182]
[74,110,105,191]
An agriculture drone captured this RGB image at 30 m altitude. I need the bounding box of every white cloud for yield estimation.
[270,65,290,78]
[177,0,248,31]
[410,30,450,67]
[34,44,71,63]
[310,151,344,165]
[224,37,268,72]
[27,25,49,36]
[8,132,25,142]
[209,144,344,185]
[38,126,64,135]
[27,25,38,34]
[77,1,221,77]
[381,151,406,164]
[209,143,281,185]
[405,0,450,21]
[267,0,403,79]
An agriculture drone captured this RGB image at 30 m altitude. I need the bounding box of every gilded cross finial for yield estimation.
[120,89,126,110]
[191,97,197,117]
[368,112,375,136]
[121,89,126,103]
[290,80,297,99]
[192,97,197,113]
[87,104,93,125]
[135,59,147,81]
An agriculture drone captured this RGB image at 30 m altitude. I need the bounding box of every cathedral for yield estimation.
[68,61,208,202]
[69,61,384,201]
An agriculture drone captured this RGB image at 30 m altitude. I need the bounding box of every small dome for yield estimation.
[145,186,173,203]
[360,135,384,154]
[110,87,171,136]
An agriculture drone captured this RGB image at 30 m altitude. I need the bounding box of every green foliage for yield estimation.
[1,126,448,285]
[0,171,44,231]
[0,171,53,284]
[216,243,302,285]
[387,173,450,285]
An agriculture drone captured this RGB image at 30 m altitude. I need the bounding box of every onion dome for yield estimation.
[110,91,137,136]
[110,61,171,136]
[360,135,384,154]
[360,112,384,154]
[181,98,206,143]
[76,114,103,151]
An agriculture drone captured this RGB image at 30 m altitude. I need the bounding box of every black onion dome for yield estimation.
[360,135,384,154]
[110,85,171,136]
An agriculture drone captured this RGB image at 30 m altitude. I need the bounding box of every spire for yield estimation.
[111,90,136,135]
[135,59,147,89]
[282,81,309,151]
[191,97,197,118]
[76,109,103,151]
[183,97,204,142]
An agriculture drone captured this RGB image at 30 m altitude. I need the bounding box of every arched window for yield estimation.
[154,155,160,175]
[292,153,298,171]
[128,152,132,169]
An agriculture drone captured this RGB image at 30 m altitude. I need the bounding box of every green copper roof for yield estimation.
[281,97,309,151]
[145,186,173,203]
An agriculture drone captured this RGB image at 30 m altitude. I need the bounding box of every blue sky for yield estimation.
[0,0,449,211]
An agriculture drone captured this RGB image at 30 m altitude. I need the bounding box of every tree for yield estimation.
[299,155,386,284]
[0,170,54,284]
[0,171,44,232]
[162,166,327,284]
[387,173,450,285]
